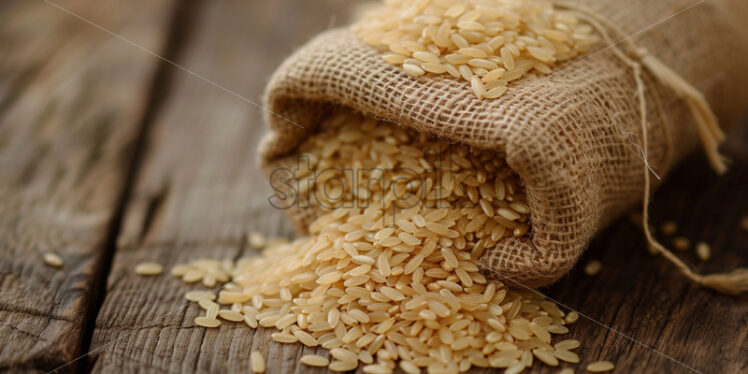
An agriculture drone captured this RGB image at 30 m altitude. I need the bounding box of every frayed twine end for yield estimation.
[698,268,748,295]
[561,2,741,295]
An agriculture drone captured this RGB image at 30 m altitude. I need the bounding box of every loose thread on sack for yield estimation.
[557,2,748,294]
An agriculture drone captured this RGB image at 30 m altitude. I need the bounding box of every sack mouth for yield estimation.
[257,27,682,287]
[260,101,523,213]
[259,99,578,288]
[258,29,604,287]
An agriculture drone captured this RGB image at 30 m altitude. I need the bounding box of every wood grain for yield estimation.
[0,0,174,371]
[0,0,741,372]
[89,0,747,372]
[539,150,748,374]
[88,1,354,372]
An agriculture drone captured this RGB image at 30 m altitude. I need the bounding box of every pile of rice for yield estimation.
[171,111,614,373]
[352,0,599,99]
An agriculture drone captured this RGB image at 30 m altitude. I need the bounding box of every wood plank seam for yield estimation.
[71,1,206,373]
[0,0,179,370]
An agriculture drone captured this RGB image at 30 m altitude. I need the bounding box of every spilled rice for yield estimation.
[169,111,612,373]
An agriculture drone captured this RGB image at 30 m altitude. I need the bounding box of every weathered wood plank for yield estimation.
[88,0,747,373]
[88,0,353,372]
[0,0,174,371]
[540,150,748,374]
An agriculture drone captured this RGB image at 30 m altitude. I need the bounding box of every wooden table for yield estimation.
[0,1,745,373]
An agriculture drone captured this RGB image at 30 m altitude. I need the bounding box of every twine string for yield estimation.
[557,2,747,294]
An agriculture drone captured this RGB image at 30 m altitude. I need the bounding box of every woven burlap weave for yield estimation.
[259,0,748,287]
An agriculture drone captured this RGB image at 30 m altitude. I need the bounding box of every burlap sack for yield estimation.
[259,0,748,288]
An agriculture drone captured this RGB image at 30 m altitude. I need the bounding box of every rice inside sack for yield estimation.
[352,0,600,99]
[260,0,748,287]
[287,110,530,244]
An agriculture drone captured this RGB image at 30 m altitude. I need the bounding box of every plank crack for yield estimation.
[0,301,77,323]
[139,183,169,243]
[75,1,206,372]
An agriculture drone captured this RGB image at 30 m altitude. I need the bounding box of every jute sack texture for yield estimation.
[259,0,748,287]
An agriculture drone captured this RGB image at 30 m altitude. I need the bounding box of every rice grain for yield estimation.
[185,290,216,302]
[587,360,615,372]
[251,350,265,373]
[532,348,559,366]
[329,360,358,372]
[672,236,690,251]
[194,316,221,328]
[300,354,329,367]
[135,262,163,276]
[43,253,63,268]
[660,221,678,236]
[584,260,601,276]
[352,0,598,99]
[695,242,710,261]
[553,349,580,363]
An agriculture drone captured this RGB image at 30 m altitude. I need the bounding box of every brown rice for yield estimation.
[134,262,163,276]
[251,350,265,373]
[352,0,599,99]
[43,253,63,268]
[175,111,613,373]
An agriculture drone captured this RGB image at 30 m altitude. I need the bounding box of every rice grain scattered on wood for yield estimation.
[660,221,678,236]
[695,242,711,261]
[672,237,690,251]
[584,260,601,276]
[587,360,615,372]
[134,262,163,275]
[300,355,330,367]
[251,350,265,373]
[563,311,579,324]
[194,316,221,328]
[173,111,614,372]
[43,253,64,268]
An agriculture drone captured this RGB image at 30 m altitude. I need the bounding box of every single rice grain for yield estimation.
[134,262,163,276]
[695,242,710,261]
[584,260,601,276]
[194,316,221,328]
[44,253,63,267]
[672,236,690,251]
[587,360,615,372]
[660,221,678,236]
[251,350,265,373]
[300,354,329,367]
